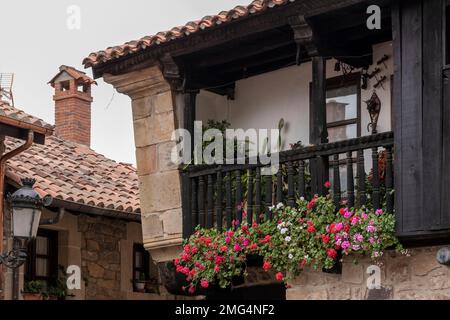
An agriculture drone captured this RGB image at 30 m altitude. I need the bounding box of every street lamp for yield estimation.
[0,178,45,269]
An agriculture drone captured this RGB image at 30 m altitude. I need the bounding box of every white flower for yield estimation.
[280,228,288,235]
[285,236,291,242]
[288,254,293,260]
[300,197,305,201]
[276,202,284,210]
[268,205,275,211]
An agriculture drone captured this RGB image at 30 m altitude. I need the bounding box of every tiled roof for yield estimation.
[5,135,140,216]
[0,100,54,135]
[49,65,97,87]
[83,0,294,68]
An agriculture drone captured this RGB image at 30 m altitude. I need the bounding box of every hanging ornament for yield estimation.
[365,90,382,134]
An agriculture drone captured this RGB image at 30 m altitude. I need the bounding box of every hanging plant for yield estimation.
[173,184,404,295]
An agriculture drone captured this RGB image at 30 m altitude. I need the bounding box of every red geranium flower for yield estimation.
[263,261,271,271]
[214,265,220,273]
[275,272,284,281]
[324,181,330,189]
[307,224,315,233]
[188,285,196,295]
[200,279,209,289]
[327,248,338,260]
[220,246,229,253]
[322,235,330,244]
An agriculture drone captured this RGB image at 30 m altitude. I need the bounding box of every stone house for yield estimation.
[83,0,450,299]
[0,66,161,300]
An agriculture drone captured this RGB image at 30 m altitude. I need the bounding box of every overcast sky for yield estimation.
[0,0,244,165]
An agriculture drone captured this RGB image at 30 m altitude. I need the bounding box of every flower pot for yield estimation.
[22,293,43,300]
[246,254,264,268]
[134,281,146,293]
[46,295,58,301]
[158,261,191,296]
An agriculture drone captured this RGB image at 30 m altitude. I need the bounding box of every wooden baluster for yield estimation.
[255,167,262,223]
[265,174,272,220]
[287,161,295,207]
[357,149,366,208]
[191,178,198,232]
[372,147,381,210]
[298,160,306,199]
[182,172,192,238]
[333,154,341,208]
[198,176,205,227]
[226,172,232,230]
[346,152,355,209]
[236,170,243,226]
[216,168,223,231]
[247,169,253,225]
[206,174,214,228]
[276,166,283,204]
[385,147,394,213]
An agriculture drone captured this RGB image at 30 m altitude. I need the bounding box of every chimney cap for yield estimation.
[48,65,97,88]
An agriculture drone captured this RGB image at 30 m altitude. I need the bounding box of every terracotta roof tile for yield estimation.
[5,135,140,215]
[83,0,295,68]
[49,65,97,87]
[0,100,54,134]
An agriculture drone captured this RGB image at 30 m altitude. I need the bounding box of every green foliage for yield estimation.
[175,191,403,293]
[23,280,45,294]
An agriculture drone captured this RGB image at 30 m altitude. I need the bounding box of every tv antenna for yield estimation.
[0,73,15,106]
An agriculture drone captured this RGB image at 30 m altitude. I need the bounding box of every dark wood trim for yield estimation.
[0,123,46,145]
[91,0,368,78]
[327,118,358,129]
[25,229,58,283]
[132,243,151,291]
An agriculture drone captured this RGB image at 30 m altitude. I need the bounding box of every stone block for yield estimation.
[87,263,104,279]
[366,286,393,300]
[154,91,174,114]
[139,171,181,213]
[133,112,175,147]
[158,141,178,172]
[286,287,328,300]
[132,96,154,121]
[136,145,157,176]
[86,240,100,252]
[342,262,364,284]
[141,214,164,238]
[161,209,182,235]
[327,284,352,300]
[82,250,99,262]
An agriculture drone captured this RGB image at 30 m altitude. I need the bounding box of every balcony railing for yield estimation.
[181,132,394,238]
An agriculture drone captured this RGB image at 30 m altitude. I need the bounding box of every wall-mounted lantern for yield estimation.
[0,178,49,269]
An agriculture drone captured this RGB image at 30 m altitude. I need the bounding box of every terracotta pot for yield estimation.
[134,282,146,293]
[22,293,43,300]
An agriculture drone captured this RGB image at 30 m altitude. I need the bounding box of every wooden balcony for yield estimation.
[181,132,394,238]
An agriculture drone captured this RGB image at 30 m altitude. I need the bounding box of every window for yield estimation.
[326,73,361,143]
[25,229,58,284]
[133,244,150,291]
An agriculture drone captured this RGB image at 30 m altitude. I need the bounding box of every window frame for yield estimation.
[325,72,362,142]
[132,243,150,291]
[25,229,59,284]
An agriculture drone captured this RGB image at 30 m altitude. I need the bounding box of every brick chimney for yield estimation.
[49,65,97,146]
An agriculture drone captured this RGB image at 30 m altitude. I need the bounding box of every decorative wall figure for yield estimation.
[365,90,382,134]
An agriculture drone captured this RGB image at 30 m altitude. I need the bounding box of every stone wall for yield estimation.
[78,215,127,300]
[104,66,183,264]
[287,246,450,300]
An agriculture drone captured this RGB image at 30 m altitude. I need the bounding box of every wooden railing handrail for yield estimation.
[185,131,394,177]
